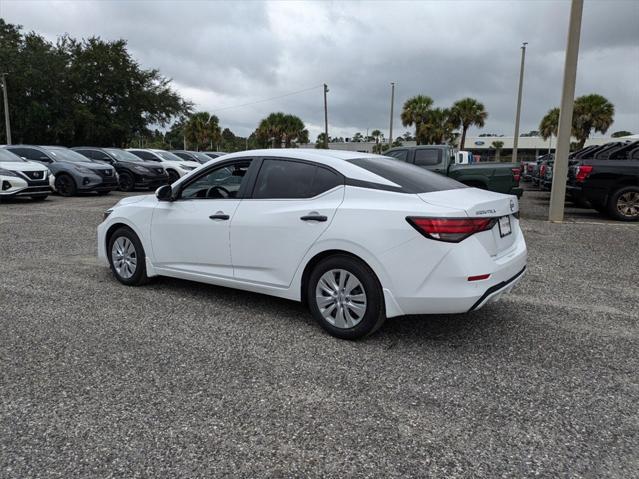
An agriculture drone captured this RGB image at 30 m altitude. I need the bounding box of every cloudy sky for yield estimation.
[2,0,638,140]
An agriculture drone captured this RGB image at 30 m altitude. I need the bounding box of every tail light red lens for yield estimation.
[406,217,497,243]
[511,167,521,183]
[575,165,593,182]
[540,164,547,176]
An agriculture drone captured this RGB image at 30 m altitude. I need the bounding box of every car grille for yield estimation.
[24,170,46,180]
[91,168,114,177]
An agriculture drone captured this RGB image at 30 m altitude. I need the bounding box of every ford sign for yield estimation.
[474,140,485,146]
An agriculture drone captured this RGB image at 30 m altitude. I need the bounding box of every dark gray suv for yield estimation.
[4,145,118,196]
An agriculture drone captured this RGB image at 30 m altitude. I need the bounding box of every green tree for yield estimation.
[255,112,307,148]
[450,97,487,150]
[611,130,632,138]
[401,95,434,145]
[539,107,560,141]
[351,132,364,142]
[315,132,328,149]
[0,20,190,146]
[572,94,614,149]
[491,140,504,161]
[183,112,222,150]
[417,108,455,145]
[371,129,383,144]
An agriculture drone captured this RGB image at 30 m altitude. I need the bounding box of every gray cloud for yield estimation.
[2,0,637,139]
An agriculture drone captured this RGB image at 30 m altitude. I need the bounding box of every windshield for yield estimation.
[193,152,213,163]
[156,150,189,163]
[104,148,144,162]
[0,149,26,163]
[44,147,93,163]
[347,157,467,193]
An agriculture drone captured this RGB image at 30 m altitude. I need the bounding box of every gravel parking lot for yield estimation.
[1,187,637,478]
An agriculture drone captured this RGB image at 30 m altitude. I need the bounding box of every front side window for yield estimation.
[106,149,143,162]
[172,152,192,161]
[414,149,442,166]
[252,159,341,199]
[129,150,158,161]
[347,157,466,193]
[6,147,49,162]
[156,151,189,163]
[180,160,252,199]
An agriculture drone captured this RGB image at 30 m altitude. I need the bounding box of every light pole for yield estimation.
[389,82,395,145]
[512,42,527,163]
[323,84,329,148]
[549,0,584,222]
[1,73,12,145]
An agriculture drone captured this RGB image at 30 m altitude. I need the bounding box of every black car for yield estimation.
[567,153,639,221]
[73,147,169,191]
[170,150,215,164]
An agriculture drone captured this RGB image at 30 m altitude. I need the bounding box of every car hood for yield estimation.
[60,160,113,171]
[115,194,154,207]
[0,161,49,172]
[418,187,519,218]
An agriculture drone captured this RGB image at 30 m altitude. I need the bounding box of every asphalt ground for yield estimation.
[1,186,637,478]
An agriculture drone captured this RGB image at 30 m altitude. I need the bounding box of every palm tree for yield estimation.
[371,129,383,144]
[315,133,328,149]
[183,112,222,150]
[255,112,308,148]
[417,108,455,145]
[539,107,560,140]
[572,94,614,149]
[401,95,434,145]
[450,98,487,150]
[491,140,504,161]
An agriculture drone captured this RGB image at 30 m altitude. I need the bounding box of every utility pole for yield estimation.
[183,134,186,150]
[549,0,583,222]
[389,82,395,145]
[512,42,527,163]
[323,83,329,149]
[1,73,12,145]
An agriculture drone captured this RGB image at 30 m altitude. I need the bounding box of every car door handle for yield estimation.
[209,213,230,220]
[300,214,327,222]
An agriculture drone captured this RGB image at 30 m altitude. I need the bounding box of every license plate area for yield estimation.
[498,215,512,237]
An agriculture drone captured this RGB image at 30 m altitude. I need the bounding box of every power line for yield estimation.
[212,84,324,113]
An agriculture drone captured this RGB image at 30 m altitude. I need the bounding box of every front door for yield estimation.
[231,158,344,287]
[150,159,253,278]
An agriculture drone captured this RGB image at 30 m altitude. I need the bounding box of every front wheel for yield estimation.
[608,186,639,221]
[118,171,135,192]
[307,255,385,339]
[107,227,149,286]
[54,174,77,197]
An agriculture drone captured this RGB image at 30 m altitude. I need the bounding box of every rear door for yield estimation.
[230,158,344,287]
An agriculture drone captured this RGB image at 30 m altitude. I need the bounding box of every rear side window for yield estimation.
[414,149,441,166]
[387,150,408,162]
[130,150,157,161]
[347,157,466,193]
[252,159,342,199]
[7,147,47,161]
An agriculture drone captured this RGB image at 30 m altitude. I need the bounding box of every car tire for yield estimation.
[107,227,149,286]
[54,173,77,197]
[607,186,639,221]
[30,195,48,201]
[167,169,180,184]
[118,172,135,192]
[307,255,386,340]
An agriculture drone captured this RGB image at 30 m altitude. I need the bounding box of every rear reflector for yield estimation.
[468,274,491,281]
[406,217,497,243]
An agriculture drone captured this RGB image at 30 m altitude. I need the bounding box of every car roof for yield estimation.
[209,148,398,186]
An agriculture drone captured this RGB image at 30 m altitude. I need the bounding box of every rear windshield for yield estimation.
[347,157,467,193]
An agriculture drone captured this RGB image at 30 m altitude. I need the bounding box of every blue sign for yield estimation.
[474,140,485,146]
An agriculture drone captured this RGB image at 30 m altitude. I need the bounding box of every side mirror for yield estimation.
[156,184,174,201]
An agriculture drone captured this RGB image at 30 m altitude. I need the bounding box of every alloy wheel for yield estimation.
[111,237,137,279]
[55,176,74,196]
[315,269,367,329]
[617,191,639,218]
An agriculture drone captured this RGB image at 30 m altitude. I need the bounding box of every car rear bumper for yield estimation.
[380,223,527,317]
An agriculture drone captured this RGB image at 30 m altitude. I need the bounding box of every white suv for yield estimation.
[0,148,53,201]
[126,149,200,183]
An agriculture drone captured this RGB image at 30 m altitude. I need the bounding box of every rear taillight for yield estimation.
[511,167,521,183]
[540,164,547,176]
[406,217,497,243]
[575,165,593,182]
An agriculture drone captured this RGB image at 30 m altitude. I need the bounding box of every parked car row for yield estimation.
[521,140,639,221]
[0,145,226,200]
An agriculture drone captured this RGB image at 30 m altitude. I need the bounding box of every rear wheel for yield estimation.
[608,186,639,221]
[118,171,135,192]
[107,227,149,285]
[307,255,385,339]
[54,174,77,197]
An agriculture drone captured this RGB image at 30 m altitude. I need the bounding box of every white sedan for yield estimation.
[98,149,527,339]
